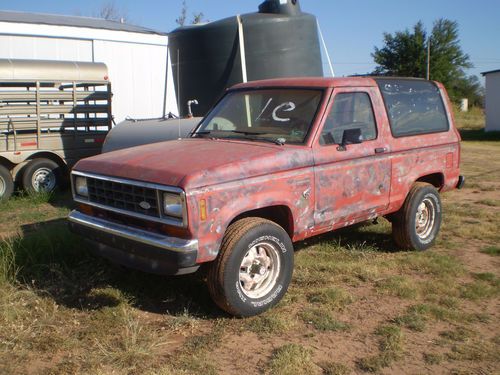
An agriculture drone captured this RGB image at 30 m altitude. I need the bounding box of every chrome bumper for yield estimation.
[68,210,199,275]
[68,210,198,253]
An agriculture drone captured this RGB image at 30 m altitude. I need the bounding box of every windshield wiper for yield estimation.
[193,130,285,145]
[242,135,286,146]
[192,130,215,138]
[228,130,266,136]
[228,131,287,146]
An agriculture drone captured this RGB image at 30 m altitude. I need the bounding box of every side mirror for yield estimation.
[337,128,362,151]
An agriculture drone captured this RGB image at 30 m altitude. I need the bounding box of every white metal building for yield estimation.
[482,69,500,132]
[0,10,178,123]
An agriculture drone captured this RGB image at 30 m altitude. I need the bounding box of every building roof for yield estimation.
[481,69,500,76]
[0,10,166,35]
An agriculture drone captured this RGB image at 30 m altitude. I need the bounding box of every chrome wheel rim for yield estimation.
[32,168,56,192]
[0,175,5,197]
[415,198,435,239]
[239,241,281,299]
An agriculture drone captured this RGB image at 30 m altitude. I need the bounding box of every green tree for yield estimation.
[372,19,482,104]
[176,0,206,26]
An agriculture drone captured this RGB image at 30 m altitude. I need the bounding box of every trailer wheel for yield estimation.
[0,164,14,201]
[22,158,61,193]
[207,217,294,317]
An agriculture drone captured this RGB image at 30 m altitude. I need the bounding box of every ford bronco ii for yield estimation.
[68,77,464,316]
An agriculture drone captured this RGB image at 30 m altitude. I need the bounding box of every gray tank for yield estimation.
[102,117,201,153]
[169,0,323,117]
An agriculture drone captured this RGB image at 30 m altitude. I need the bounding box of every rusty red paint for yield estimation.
[73,77,462,265]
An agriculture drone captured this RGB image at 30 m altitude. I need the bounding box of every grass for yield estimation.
[300,307,350,332]
[480,246,500,256]
[306,287,353,309]
[392,304,429,332]
[357,325,404,372]
[0,109,499,374]
[375,275,418,299]
[423,352,443,365]
[319,362,351,375]
[267,344,318,375]
[243,309,295,336]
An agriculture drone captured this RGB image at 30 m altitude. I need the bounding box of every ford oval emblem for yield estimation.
[139,201,151,210]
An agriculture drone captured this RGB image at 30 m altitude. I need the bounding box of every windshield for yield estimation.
[193,88,323,145]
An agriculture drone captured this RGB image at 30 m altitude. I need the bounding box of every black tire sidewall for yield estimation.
[0,165,14,200]
[406,187,442,250]
[22,159,61,193]
[222,224,294,317]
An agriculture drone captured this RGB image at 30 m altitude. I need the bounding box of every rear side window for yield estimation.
[376,79,449,137]
[320,92,377,145]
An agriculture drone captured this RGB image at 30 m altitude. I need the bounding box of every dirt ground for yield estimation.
[0,139,499,375]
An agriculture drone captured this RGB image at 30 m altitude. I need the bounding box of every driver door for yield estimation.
[312,88,391,230]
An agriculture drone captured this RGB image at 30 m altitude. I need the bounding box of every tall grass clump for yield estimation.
[0,239,19,284]
[0,223,90,285]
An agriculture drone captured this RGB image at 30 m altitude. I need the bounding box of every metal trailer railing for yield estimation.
[0,59,112,199]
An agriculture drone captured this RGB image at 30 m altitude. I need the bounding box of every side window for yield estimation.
[376,79,449,137]
[320,92,377,145]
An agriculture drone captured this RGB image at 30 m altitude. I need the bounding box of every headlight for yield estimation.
[75,176,89,197]
[163,193,183,218]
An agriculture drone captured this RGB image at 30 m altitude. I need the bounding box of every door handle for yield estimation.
[375,147,387,154]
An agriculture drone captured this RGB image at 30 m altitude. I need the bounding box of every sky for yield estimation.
[1,0,499,82]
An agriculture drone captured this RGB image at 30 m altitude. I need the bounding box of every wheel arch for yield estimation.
[0,156,15,171]
[416,172,445,191]
[227,205,295,239]
[13,151,67,183]
[23,151,67,168]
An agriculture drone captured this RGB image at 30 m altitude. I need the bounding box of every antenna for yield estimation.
[163,47,170,119]
[177,49,181,139]
[317,19,334,77]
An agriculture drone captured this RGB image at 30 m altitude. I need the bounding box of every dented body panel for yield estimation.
[69,77,462,274]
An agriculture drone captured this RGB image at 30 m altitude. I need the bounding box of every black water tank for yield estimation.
[169,0,323,117]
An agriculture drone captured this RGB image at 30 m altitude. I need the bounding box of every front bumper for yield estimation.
[68,210,199,275]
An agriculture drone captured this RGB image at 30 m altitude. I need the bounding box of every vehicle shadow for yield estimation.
[294,220,398,253]
[11,217,398,319]
[13,218,224,319]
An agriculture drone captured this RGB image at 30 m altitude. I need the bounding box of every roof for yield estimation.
[233,77,377,89]
[232,76,442,90]
[481,69,500,76]
[0,10,166,35]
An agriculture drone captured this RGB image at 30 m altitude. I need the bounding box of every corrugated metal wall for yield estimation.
[0,23,178,123]
[485,72,500,132]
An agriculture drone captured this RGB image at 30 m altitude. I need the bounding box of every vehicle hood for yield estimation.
[74,139,313,190]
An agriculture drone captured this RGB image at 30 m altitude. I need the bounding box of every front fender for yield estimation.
[187,168,315,263]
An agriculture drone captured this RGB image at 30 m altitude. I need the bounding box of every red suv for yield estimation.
[69,77,464,316]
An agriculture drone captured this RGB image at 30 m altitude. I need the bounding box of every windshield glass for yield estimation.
[193,89,323,144]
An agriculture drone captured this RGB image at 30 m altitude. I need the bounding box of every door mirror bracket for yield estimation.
[337,128,363,151]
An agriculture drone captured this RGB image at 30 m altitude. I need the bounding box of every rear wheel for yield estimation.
[392,182,442,251]
[0,164,14,201]
[22,158,61,193]
[207,218,294,317]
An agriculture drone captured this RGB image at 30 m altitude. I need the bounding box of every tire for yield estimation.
[22,158,61,193]
[392,182,442,251]
[207,217,294,317]
[0,164,14,201]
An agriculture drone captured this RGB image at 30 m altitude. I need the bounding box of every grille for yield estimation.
[87,177,160,218]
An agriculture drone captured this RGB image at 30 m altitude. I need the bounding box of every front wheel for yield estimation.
[392,182,442,251]
[207,218,294,317]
